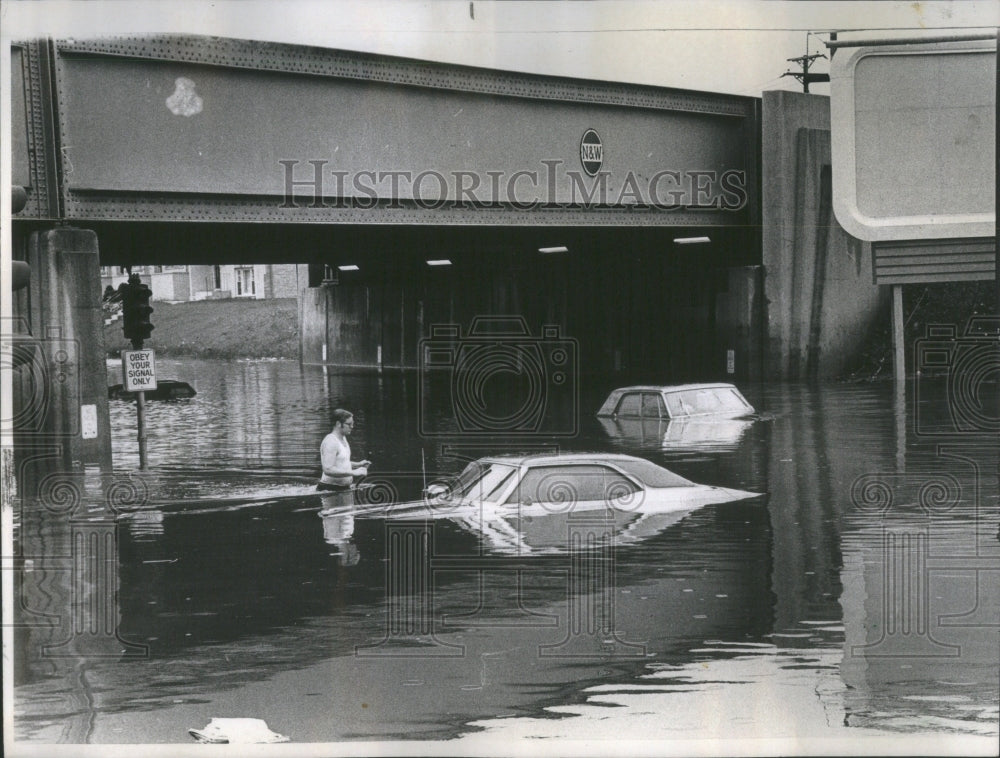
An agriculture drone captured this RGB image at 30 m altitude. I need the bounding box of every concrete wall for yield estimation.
[300,288,323,364]
[302,282,391,368]
[715,266,765,382]
[296,264,312,293]
[762,91,887,380]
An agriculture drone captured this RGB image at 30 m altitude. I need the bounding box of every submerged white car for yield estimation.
[346,452,762,553]
[597,383,755,420]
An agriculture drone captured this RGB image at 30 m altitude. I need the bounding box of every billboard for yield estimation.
[830,39,996,243]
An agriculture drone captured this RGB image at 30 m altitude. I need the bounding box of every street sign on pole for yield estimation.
[122,349,157,392]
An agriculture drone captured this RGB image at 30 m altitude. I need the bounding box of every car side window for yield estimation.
[506,465,638,504]
[615,393,642,417]
[642,393,665,418]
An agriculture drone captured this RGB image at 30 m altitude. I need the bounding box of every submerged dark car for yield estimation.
[108,380,196,401]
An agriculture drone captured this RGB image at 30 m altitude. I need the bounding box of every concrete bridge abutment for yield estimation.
[762,91,888,381]
[12,227,112,497]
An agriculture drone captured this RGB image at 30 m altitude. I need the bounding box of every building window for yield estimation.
[235,267,255,297]
[213,265,221,290]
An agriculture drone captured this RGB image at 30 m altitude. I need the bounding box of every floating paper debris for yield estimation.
[188,718,290,744]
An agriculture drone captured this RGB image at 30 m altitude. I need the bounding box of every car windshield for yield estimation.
[613,458,693,488]
[453,461,518,502]
[666,387,749,417]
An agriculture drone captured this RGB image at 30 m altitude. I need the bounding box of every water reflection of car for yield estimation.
[597,383,755,420]
[349,453,762,554]
[597,415,755,453]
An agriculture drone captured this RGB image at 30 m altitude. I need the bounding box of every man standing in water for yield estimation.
[317,409,371,492]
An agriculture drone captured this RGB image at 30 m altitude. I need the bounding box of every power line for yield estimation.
[736,75,790,97]
[331,25,997,34]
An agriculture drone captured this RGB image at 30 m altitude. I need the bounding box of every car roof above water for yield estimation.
[607,383,741,394]
[476,452,649,467]
[473,452,695,488]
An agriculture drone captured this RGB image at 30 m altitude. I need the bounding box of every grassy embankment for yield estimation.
[104,298,299,359]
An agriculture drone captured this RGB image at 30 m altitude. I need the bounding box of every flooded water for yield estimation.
[11,358,1000,751]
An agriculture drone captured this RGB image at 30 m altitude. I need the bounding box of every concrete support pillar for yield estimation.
[715,265,765,382]
[24,227,112,474]
[891,284,907,471]
[892,284,905,385]
[300,281,382,368]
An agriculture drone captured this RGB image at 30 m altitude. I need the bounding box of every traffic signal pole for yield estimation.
[132,350,148,470]
[121,273,155,470]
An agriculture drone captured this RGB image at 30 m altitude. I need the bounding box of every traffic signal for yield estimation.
[12,261,30,291]
[12,185,27,214]
[122,276,154,346]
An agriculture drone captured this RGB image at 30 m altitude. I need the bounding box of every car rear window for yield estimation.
[614,392,666,417]
[613,458,693,488]
[642,393,666,417]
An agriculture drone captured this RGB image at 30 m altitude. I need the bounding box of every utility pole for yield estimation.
[782,36,830,93]
[782,53,830,93]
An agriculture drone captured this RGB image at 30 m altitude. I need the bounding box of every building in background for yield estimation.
[100,264,303,301]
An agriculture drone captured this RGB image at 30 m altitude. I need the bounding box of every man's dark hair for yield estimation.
[332,408,354,426]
